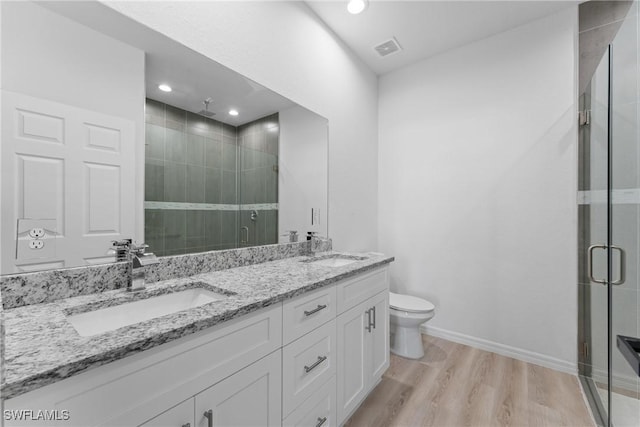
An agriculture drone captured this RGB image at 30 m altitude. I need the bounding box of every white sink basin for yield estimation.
[67,288,228,337]
[304,255,367,268]
[310,258,359,267]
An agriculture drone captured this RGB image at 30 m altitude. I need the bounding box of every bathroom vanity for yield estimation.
[1,252,393,427]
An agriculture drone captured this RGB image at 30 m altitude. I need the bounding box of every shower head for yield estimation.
[197,97,215,117]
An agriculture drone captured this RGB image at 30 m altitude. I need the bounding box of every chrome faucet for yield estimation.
[306,232,327,255]
[111,240,160,292]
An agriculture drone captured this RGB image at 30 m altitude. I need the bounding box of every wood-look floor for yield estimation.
[345,335,595,427]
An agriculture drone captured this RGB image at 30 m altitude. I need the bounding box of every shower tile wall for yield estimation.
[144,99,239,256]
[238,114,279,247]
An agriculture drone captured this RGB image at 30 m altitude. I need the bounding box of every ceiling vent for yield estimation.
[374,38,402,57]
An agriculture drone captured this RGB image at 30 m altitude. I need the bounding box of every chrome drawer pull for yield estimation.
[182,424,191,427]
[304,355,327,373]
[203,409,213,427]
[304,304,328,316]
[372,306,376,329]
[316,416,328,427]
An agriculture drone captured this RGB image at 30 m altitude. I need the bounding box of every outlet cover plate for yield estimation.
[16,218,58,261]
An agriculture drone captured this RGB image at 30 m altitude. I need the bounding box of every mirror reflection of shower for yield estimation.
[198,98,215,118]
[144,98,279,256]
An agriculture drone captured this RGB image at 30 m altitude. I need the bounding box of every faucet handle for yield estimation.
[130,243,149,255]
[307,232,327,240]
[111,239,133,262]
[111,239,133,248]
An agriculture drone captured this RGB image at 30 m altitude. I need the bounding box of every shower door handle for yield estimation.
[611,245,626,285]
[588,244,626,285]
[588,244,607,285]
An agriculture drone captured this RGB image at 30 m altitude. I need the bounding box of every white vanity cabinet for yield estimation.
[3,265,390,427]
[3,305,283,427]
[336,271,390,425]
[281,267,390,427]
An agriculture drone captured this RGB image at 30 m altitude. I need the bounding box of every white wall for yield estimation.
[0,1,145,245]
[105,1,379,252]
[378,8,579,371]
[279,106,328,241]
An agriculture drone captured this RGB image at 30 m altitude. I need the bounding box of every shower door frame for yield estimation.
[577,46,614,427]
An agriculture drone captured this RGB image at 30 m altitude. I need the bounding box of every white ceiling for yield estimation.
[40,1,296,126]
[307,1,579,75]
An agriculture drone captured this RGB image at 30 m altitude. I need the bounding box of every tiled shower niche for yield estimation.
[144,98,279,256]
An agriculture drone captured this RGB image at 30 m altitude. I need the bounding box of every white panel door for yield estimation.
[1,91,136,273]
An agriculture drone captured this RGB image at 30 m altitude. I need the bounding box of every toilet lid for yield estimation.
[389,292,435,313]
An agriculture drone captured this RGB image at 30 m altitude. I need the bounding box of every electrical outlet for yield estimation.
[16,218,57,261]
[29,228,45,238]
[29,240,44,249]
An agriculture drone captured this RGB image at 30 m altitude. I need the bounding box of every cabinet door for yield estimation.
[194,351,281,427]
[140,399,194,427]
[336,300,368,424]
[369,291,390,381]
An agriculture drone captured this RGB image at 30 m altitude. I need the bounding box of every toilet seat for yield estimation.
[390,292,434,313]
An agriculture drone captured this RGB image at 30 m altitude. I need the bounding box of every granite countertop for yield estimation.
[1,251,393,400]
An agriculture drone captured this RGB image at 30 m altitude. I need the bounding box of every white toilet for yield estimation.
[389,292,435,359]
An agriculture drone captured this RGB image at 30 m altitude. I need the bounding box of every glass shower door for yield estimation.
[609,5,640,427]
[579,44,611,426]
[580,6,640,425]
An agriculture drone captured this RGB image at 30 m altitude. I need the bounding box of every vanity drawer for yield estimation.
[282,319,336,417]
[336,267,388,314]
[283,375,336,427]
[283,285,336,344]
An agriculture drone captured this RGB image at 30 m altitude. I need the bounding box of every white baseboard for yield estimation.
[591,366,638,393]
[421,325,577,375]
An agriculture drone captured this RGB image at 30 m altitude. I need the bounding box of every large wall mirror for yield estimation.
[0,1,328,274]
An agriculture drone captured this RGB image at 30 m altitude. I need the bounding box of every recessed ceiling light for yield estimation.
[158,84,172,92]
[347,0,368,15]
[229,109,239,116]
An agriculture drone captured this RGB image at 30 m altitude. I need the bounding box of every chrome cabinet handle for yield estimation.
[304,355,327,373]
[304,304,327,316]
[588,244,607,285]
[316,417,327,427]
[203,409,213,427]
[611,245,626,285]
[371,306,376,329]
[365,308,372,332]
